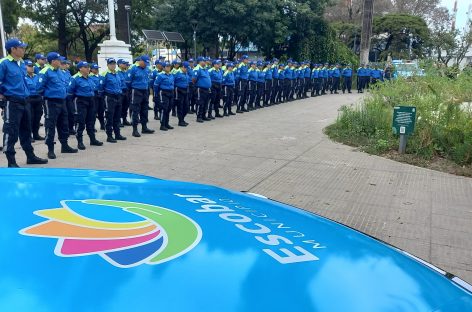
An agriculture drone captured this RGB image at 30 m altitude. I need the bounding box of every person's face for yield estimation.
[164,65,171,73]
[91,68,98,74]
[37,58,46,65]
[26,65,34,74]
[51,59,61,69]
[11,46,25,59]
[181,66,187,73]
[108,63,116,71]
[157,64,163,71]
[79,66,90,76]
[199,61,205,67]
[243,59,249,64]
[139,60,146,68]
[119,64,127,70]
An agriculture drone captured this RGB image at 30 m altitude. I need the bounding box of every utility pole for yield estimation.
[360,0,374,65]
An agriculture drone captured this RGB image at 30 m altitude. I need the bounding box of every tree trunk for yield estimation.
[57,0,68,56]
[360,0,374,64]
[116,0,131,44]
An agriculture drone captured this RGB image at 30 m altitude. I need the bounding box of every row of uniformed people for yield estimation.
[356,64,388,93]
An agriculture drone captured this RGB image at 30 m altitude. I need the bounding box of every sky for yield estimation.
[441,0,472,30]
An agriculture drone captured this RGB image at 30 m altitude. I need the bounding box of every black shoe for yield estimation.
[100,124,105,130]
[229,111,236,115]
[8,162,19,168]
[119,123,124,128]
[90,138,103,146]
[61,144,78,153]
[178,122,188,127]
[348,91,352,93]
[26,154,48,165]
[154,115,159,120]
[107,135,117,143]
[171,112,177,117]
[208,115,215,119]
[132,129,141,137]
[47,148,56,159]
[203,117,211,121]
[215,114,223,118]
[223,112,229,117]
[166,125,174,130]
[123,119,131,126]
[115,134,127,140]
[197,118,204,123]
[77,141,86,150]
[160,125,168,131]
[69,129,76,135]
[242,108,249,112]
[6,154,19,167]
[236,109,243,113]
[33,134,45,141]
[148,106,153,110]
[142,127,155,134]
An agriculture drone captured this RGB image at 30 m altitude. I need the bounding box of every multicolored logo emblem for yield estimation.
[20,200,202,268]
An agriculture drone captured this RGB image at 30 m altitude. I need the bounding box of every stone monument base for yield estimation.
[97,39,132,70]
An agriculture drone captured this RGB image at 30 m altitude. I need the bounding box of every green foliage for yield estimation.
[372,13,430,60]
[326,72,472,166]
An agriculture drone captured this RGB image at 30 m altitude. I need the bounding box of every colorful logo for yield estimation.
[20,199,202,268]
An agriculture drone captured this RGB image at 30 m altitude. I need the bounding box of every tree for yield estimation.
[360,0,374,64]
[372,13,430,60]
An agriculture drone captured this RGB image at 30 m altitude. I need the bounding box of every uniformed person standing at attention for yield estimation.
[341,64,353,94]
[34,53,47,75]
[67,61,104,149]
[39,52,78,159]
[24,60,44,141]
[127,55,155,137]
[0,38,48,167]
[173,61,191,127]
[89,63,103,130]
[208,59,223,119]
[236,55,249,113]
[222,62,236,116]
[117,59,131,126]
[193,56,212,123]
[154,62,175,131]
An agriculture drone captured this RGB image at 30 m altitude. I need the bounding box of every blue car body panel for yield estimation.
[1,168,471,312]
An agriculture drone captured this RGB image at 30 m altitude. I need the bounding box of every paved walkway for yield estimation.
[2,93,471,283]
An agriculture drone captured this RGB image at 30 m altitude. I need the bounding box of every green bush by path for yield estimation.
[325,72,472,166]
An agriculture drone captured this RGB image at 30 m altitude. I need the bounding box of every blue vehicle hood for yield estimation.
[1,168,471,312]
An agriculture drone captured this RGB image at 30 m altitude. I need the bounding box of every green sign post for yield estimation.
[392,106,417,154]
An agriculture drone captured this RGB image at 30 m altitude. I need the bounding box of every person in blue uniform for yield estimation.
[365,64,372,89]
[0,38,48,167]
[67,61,104,149]
[151,60,163,120]
[255,61,265,108]
[247,61,258,110]
[263,61,273,106]
[276,63,285,103]
[154,62,174,131]
[283,61,292,102]
[117,59,131,126]
[59,57,76,135]
[236,55,249,113]
[99,58,127,143]
[173,61,190,127]
[342,64,353,93]
[170,60,181,117]
[357,64,367,93]
[193,57,212,123]
[34,53,47,75]
[89,63,102,130]
[25,60,44,141]
[222,62,236,116]
[311,64,320,97]
[127,55,155,137]
[270,59,279,105]
[331,64,341,94]
[303,62,311,98]
[187,59,196,114]
[321,63,329,95]
[208,59,223,118]
[39,51,78,159]
[370,64,383,85]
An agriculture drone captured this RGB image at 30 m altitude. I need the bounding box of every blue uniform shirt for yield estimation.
[311,68,319,79]
[208,67,223,84]
[173,69,190,89]
[117,68,128,90]
[263,67,273,80]
[321,68,329,78]
[193,64,211,89]
[99,69,122,95]
[38,64,67,99]
[89,74,100,93]
[238,63,249,80]
[371,69,383,79]
[304,67,311,78]
[127,65,151,90]
[33,63,42,75]
[272,65,279,79]
[278,69,285,79]
[0,55,30,98]
[153,72,174,93]
[342,68,353,77]
[256,69,265,83]
[62,69,71,84]
[222,70,235,86]
[187,68,195,85]
[328,68,334,78]
[357,67,367,77]
[67,73,96,97]
[332,68,341,78]
[25,73,40,96]
[248,68,258,81]
[284,67,292,79]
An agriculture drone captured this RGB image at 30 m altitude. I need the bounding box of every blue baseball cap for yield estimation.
[59,56,70,64]
[47,52,61,63]
[90,63,99,70]
[6,38,27,50]
[256,61,263,66]
[107,58,117,64]
[163,62,171,67]
[35,53,46,60]
[272,58,279,62]
[140,55,150,63]
[196,56,205,63]
[172,60,181,65]
[227,62,234,67]
[241,55,249,60]
[76,61,89,69]
[117,59,127,65]
[24,60,33,67]
[188,58,194,63]
[182,61,190,68]
[158,56,166,60]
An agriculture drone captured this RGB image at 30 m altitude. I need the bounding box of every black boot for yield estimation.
[6,153,19,168]
[165,124,174,130]
[115,134,127,140]
[142,125,155,134]
[47,145,56,159]
[132,126,141,137]
[77,137,86,150]
[33,133,45,141]
[123,118,131,126]
[89,135,103,146]
[107,134,117,143]
[26,150,48,165]
[160,124,168,131]
[61,143,78,153]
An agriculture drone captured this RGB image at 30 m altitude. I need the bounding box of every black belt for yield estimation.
[104,93,121,99]
[6,96,28,104]
[160,89,173,93]
[76,95,93,99]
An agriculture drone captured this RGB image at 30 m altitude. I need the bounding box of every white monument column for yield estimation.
[97,0,132,70]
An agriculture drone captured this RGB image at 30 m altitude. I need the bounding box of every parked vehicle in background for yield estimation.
[391,59,425,78]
